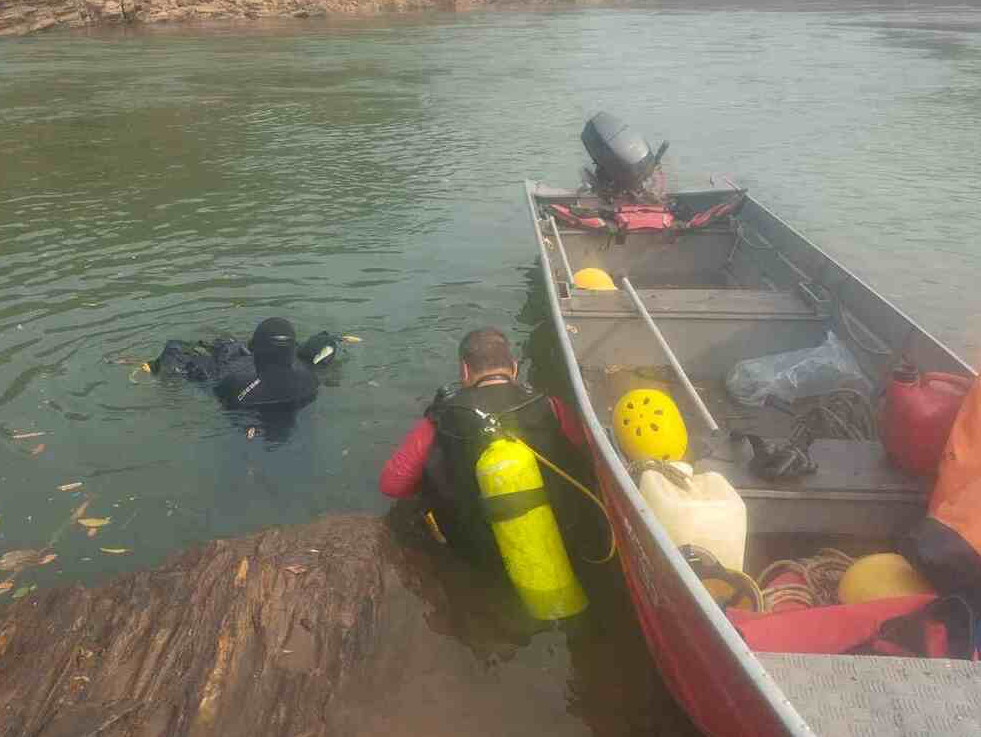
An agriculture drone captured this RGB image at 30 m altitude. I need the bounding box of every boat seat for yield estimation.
[563,288,820,320]
[696,439,929,537]
[757,652,981,737]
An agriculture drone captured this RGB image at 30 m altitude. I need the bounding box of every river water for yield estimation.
[1,2,979,733]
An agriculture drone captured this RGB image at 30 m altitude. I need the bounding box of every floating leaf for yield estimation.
[0,549,41,571]
[341,335,363,343]
[11,431,45,440]
[38,553,58,566]
[77,517,111,528]
[58,482,83,492]
[30,443,46,456]
[99,548,131,555]
[0,580,13,593]
[11,585,35,600]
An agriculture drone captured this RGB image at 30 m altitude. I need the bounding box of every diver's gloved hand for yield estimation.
[297,331,340,366]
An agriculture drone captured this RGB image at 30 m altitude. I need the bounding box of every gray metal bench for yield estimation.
[697,439,928,537]
[564,288,819,319]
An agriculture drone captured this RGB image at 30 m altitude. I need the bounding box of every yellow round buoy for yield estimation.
[838,553,935,605]
[573,268,617,291]
[613,389,688,461]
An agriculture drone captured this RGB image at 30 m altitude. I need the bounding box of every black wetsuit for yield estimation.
[214,318,318,410]
[425,380,592,567]
[152,318,326,411]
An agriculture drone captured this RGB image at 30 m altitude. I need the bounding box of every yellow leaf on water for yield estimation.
[99,548,131,555]
[78,517,111,528]
[38,554,58,566]
[341,335,363,343]
[0,580,14,593]
[234,557,249,587]
[58,482,83,492]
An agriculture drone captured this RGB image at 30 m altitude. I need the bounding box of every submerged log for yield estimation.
[0,510,685,737]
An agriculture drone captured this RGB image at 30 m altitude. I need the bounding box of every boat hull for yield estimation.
[590,443,793,737]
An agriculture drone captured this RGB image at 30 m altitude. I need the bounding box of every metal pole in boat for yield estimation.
[548,216,577,287]
[620,277,720,432]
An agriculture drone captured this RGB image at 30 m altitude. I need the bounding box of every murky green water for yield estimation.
[1,2,980,732]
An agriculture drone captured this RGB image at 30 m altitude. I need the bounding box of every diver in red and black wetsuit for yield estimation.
[379,327,592,566]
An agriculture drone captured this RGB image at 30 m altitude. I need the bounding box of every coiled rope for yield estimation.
[759,548,854,612]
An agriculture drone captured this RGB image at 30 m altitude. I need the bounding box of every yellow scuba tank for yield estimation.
[476,436,588,620]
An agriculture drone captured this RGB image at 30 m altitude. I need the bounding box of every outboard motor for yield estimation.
[581,112,668,198]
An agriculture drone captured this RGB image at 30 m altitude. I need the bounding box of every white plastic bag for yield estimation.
[725,332,868,407]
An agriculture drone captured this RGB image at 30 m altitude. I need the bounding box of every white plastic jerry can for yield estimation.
[639,462,747,571]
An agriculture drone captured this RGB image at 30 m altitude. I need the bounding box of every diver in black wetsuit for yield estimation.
[214,318,318,410]
[151,317,338,410]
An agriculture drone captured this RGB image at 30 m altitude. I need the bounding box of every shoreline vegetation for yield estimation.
[0,0,591,37]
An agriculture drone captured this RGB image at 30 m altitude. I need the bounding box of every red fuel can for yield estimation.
[881,364,972,476]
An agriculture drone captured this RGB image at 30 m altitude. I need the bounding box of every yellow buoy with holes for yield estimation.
[573,268,617,291]
[613,389,688,461]
[476,437,588,620]
[838,553,935,605]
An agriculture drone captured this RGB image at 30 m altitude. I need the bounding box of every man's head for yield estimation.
[458,327,517,387]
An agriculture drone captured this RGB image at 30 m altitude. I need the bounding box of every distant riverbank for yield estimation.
[0,0,592,37]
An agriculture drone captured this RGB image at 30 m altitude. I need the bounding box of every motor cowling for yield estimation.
[581,112,667,196]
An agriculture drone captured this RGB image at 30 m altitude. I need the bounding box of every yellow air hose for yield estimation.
[514,437,618,564]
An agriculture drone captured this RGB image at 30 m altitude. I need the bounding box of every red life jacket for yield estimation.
[681,194,746,229]
[728,594,975,659]
[612,204,675,231]
[549,204,607,231]
[550,193,744,234]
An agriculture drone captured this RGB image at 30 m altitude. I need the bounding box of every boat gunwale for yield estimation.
[743,195,975,377]
[523,179,816,737]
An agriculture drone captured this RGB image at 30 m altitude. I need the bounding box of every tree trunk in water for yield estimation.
[0,510,679,737]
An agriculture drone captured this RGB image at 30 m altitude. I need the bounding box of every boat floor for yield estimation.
[757,653,981,737]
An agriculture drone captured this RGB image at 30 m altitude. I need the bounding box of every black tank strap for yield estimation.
[480,486,549,522]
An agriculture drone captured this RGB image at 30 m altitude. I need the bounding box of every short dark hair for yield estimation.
[459,327,514,374]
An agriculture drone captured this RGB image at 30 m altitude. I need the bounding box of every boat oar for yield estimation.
[620,277,720,432]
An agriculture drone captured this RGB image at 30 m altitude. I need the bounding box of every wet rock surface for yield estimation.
[0,511,686,737]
